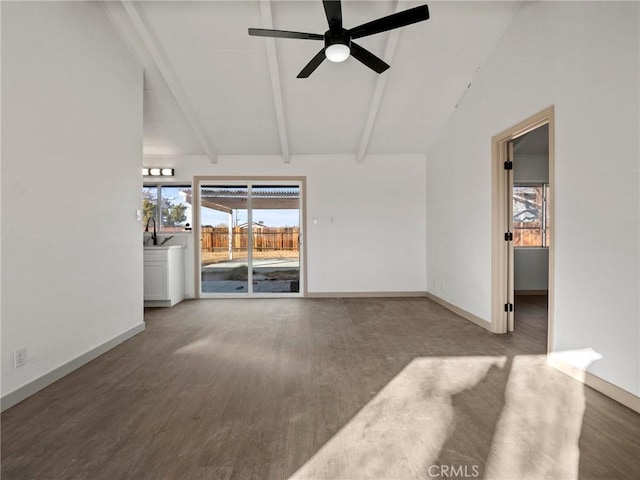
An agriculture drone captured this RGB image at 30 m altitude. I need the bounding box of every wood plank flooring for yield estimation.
[1,297,638,479]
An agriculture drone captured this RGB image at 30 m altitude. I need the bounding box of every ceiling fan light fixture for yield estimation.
[324,28,351,63]
[325,43,350,62]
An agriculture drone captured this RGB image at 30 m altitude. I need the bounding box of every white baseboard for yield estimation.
[548,353,640,413]
[425,292,492,331]
[306,291,427,298]
[1,322,145,412]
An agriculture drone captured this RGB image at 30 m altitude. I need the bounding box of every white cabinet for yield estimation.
[144,246,185,307]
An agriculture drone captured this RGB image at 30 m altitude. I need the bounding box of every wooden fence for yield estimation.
[201,226,299,252]
[514,223,549,247]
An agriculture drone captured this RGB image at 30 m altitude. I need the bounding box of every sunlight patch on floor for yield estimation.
[289,356,507,480]
[172,335,296,372]
[289,352,600,480]
[173,337,216,354]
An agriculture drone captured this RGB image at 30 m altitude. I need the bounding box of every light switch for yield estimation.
[136,209,142,221]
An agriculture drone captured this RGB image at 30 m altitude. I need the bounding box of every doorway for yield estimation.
[194,177,305,298]
[491,107,554,353]
[511,125,550,351]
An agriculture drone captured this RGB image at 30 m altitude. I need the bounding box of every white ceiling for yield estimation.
[105,1,521,162]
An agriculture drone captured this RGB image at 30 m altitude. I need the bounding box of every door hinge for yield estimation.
[504,232,513,241]
[504,160,513,170]
[504,303,514,312]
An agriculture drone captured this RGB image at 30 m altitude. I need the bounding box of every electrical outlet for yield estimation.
[13,348,27,368]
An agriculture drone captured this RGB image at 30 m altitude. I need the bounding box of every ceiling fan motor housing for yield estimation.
[325,28,351,48]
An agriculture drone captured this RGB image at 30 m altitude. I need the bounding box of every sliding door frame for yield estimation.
[193,176,307,298]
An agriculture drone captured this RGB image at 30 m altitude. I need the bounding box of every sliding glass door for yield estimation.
[199,186,250,294]
[197,180,302,297]
[251,186,301,293]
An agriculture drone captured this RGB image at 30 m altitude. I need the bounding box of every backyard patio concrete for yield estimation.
[201,258,300,293]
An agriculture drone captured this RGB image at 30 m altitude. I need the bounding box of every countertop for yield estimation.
[143,245,186,250]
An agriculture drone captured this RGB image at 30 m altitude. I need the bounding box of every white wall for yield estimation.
[1,2,144,401]
[427,1,639,395]
[145,154,427,295]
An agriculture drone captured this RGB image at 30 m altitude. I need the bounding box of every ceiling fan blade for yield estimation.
[349,5,429,39]
[297,49,327,78]
[349,42,390,74]
[323,0,343,30]
[248,28,323,40]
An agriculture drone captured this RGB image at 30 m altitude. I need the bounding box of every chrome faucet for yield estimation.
[145,217,157,245]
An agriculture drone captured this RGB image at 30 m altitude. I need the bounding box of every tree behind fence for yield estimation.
[201,226,299,252]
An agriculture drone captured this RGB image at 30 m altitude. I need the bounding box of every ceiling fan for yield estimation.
[248,0,429,78]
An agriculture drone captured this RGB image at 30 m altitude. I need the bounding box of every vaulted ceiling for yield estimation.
[105,1,521,163]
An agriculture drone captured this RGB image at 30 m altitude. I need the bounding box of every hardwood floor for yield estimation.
[2,298,638,479]
[514,294,549,348]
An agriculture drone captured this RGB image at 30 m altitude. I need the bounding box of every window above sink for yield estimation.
[143,184,192,233]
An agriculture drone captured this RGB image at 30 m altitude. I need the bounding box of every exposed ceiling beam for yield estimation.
[259,0,291,164]
[121,1,218,164]
[356,1,407,163]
